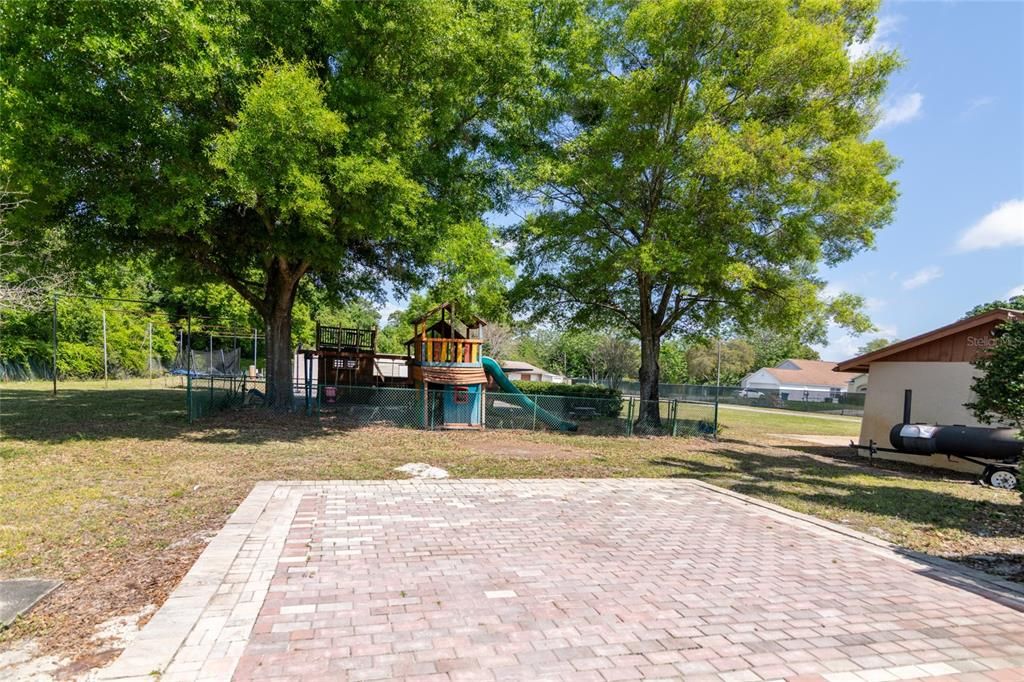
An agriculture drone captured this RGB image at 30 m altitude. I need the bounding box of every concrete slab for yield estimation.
[101,480,1024,681]
[0,579,61,628]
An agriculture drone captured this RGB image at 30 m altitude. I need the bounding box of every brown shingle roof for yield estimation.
[763,359,860,388]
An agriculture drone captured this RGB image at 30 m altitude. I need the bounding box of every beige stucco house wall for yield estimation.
[858,361,985,473]
[837,307,1020,475]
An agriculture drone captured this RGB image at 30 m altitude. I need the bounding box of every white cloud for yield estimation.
[955,199,1024,252]
[864,297,886,311]
[962,96,996,117]
[813,324,899,362]
[901,266,943,290]
[877,92,924,129]
[849,15,902,60]
[1006,284,1024,299]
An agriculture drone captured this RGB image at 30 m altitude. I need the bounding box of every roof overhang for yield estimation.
[835,308,1020,373]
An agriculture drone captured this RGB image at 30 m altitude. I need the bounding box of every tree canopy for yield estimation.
[1,0,533,403]
[510,0,896,421]
[963,295,1024,319]
[686,339,757,385]
[966,319,1024,434]
[856,337,898,355]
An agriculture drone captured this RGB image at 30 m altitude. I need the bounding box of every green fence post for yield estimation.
[626,396,634,436]
[671,399,678,437]
[713,391,720,441]
[532,395,538,431]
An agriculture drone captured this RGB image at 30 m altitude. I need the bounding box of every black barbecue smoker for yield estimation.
[852,389,1021,489]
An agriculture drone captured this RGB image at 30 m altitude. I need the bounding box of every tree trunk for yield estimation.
[262,261,303,409]
[637,323,661,426]
[264,303,294,409]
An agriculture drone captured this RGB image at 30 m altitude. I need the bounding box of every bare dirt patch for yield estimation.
[465,437,590,459]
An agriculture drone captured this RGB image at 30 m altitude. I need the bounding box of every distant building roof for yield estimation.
[835,308,1021,373]
[500,360,561,376]
[762,359,860,388]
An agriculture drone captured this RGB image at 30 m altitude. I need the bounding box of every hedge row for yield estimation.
[509,380,623,418]
[510,380,621,401]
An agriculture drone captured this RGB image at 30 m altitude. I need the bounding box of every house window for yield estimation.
[333,358,357,369]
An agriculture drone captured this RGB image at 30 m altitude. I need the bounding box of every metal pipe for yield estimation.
[902,389,912,424]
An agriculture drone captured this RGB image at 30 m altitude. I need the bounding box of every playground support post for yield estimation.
[102,309,108,387]
[51,293,58,396]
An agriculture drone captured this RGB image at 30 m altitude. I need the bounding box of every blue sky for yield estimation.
[817,0,1024,360]
[389,2,1024,360]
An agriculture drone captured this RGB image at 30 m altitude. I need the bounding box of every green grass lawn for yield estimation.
[0,379,1019,665]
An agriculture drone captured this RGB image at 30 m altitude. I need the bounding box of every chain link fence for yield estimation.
[185,379,718,438]
[589,380,865,416]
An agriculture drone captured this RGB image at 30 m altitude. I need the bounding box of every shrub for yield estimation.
[965,318,1024,499]
[510,380,622,417]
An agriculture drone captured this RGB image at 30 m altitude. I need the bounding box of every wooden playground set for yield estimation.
[301,302,575,431]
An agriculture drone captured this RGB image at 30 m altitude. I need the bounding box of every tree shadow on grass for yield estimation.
[0,386,349,444]
[651,448,1023,540]
[777,443,986,482]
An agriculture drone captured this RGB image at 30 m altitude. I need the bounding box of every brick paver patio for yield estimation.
[100,480,1024,681]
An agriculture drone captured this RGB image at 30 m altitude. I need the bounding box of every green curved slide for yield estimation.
[482,356,578,432]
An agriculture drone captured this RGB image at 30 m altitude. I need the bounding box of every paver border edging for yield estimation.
[682,477,1024,609]
[97,482,295,681]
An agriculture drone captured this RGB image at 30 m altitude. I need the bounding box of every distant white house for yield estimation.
[847,373,869,393]
[741,359,861,401]
[500,360,568,384]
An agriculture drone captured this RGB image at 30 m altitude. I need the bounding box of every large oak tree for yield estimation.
[512,0,898,423]
[1,0,532,404]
